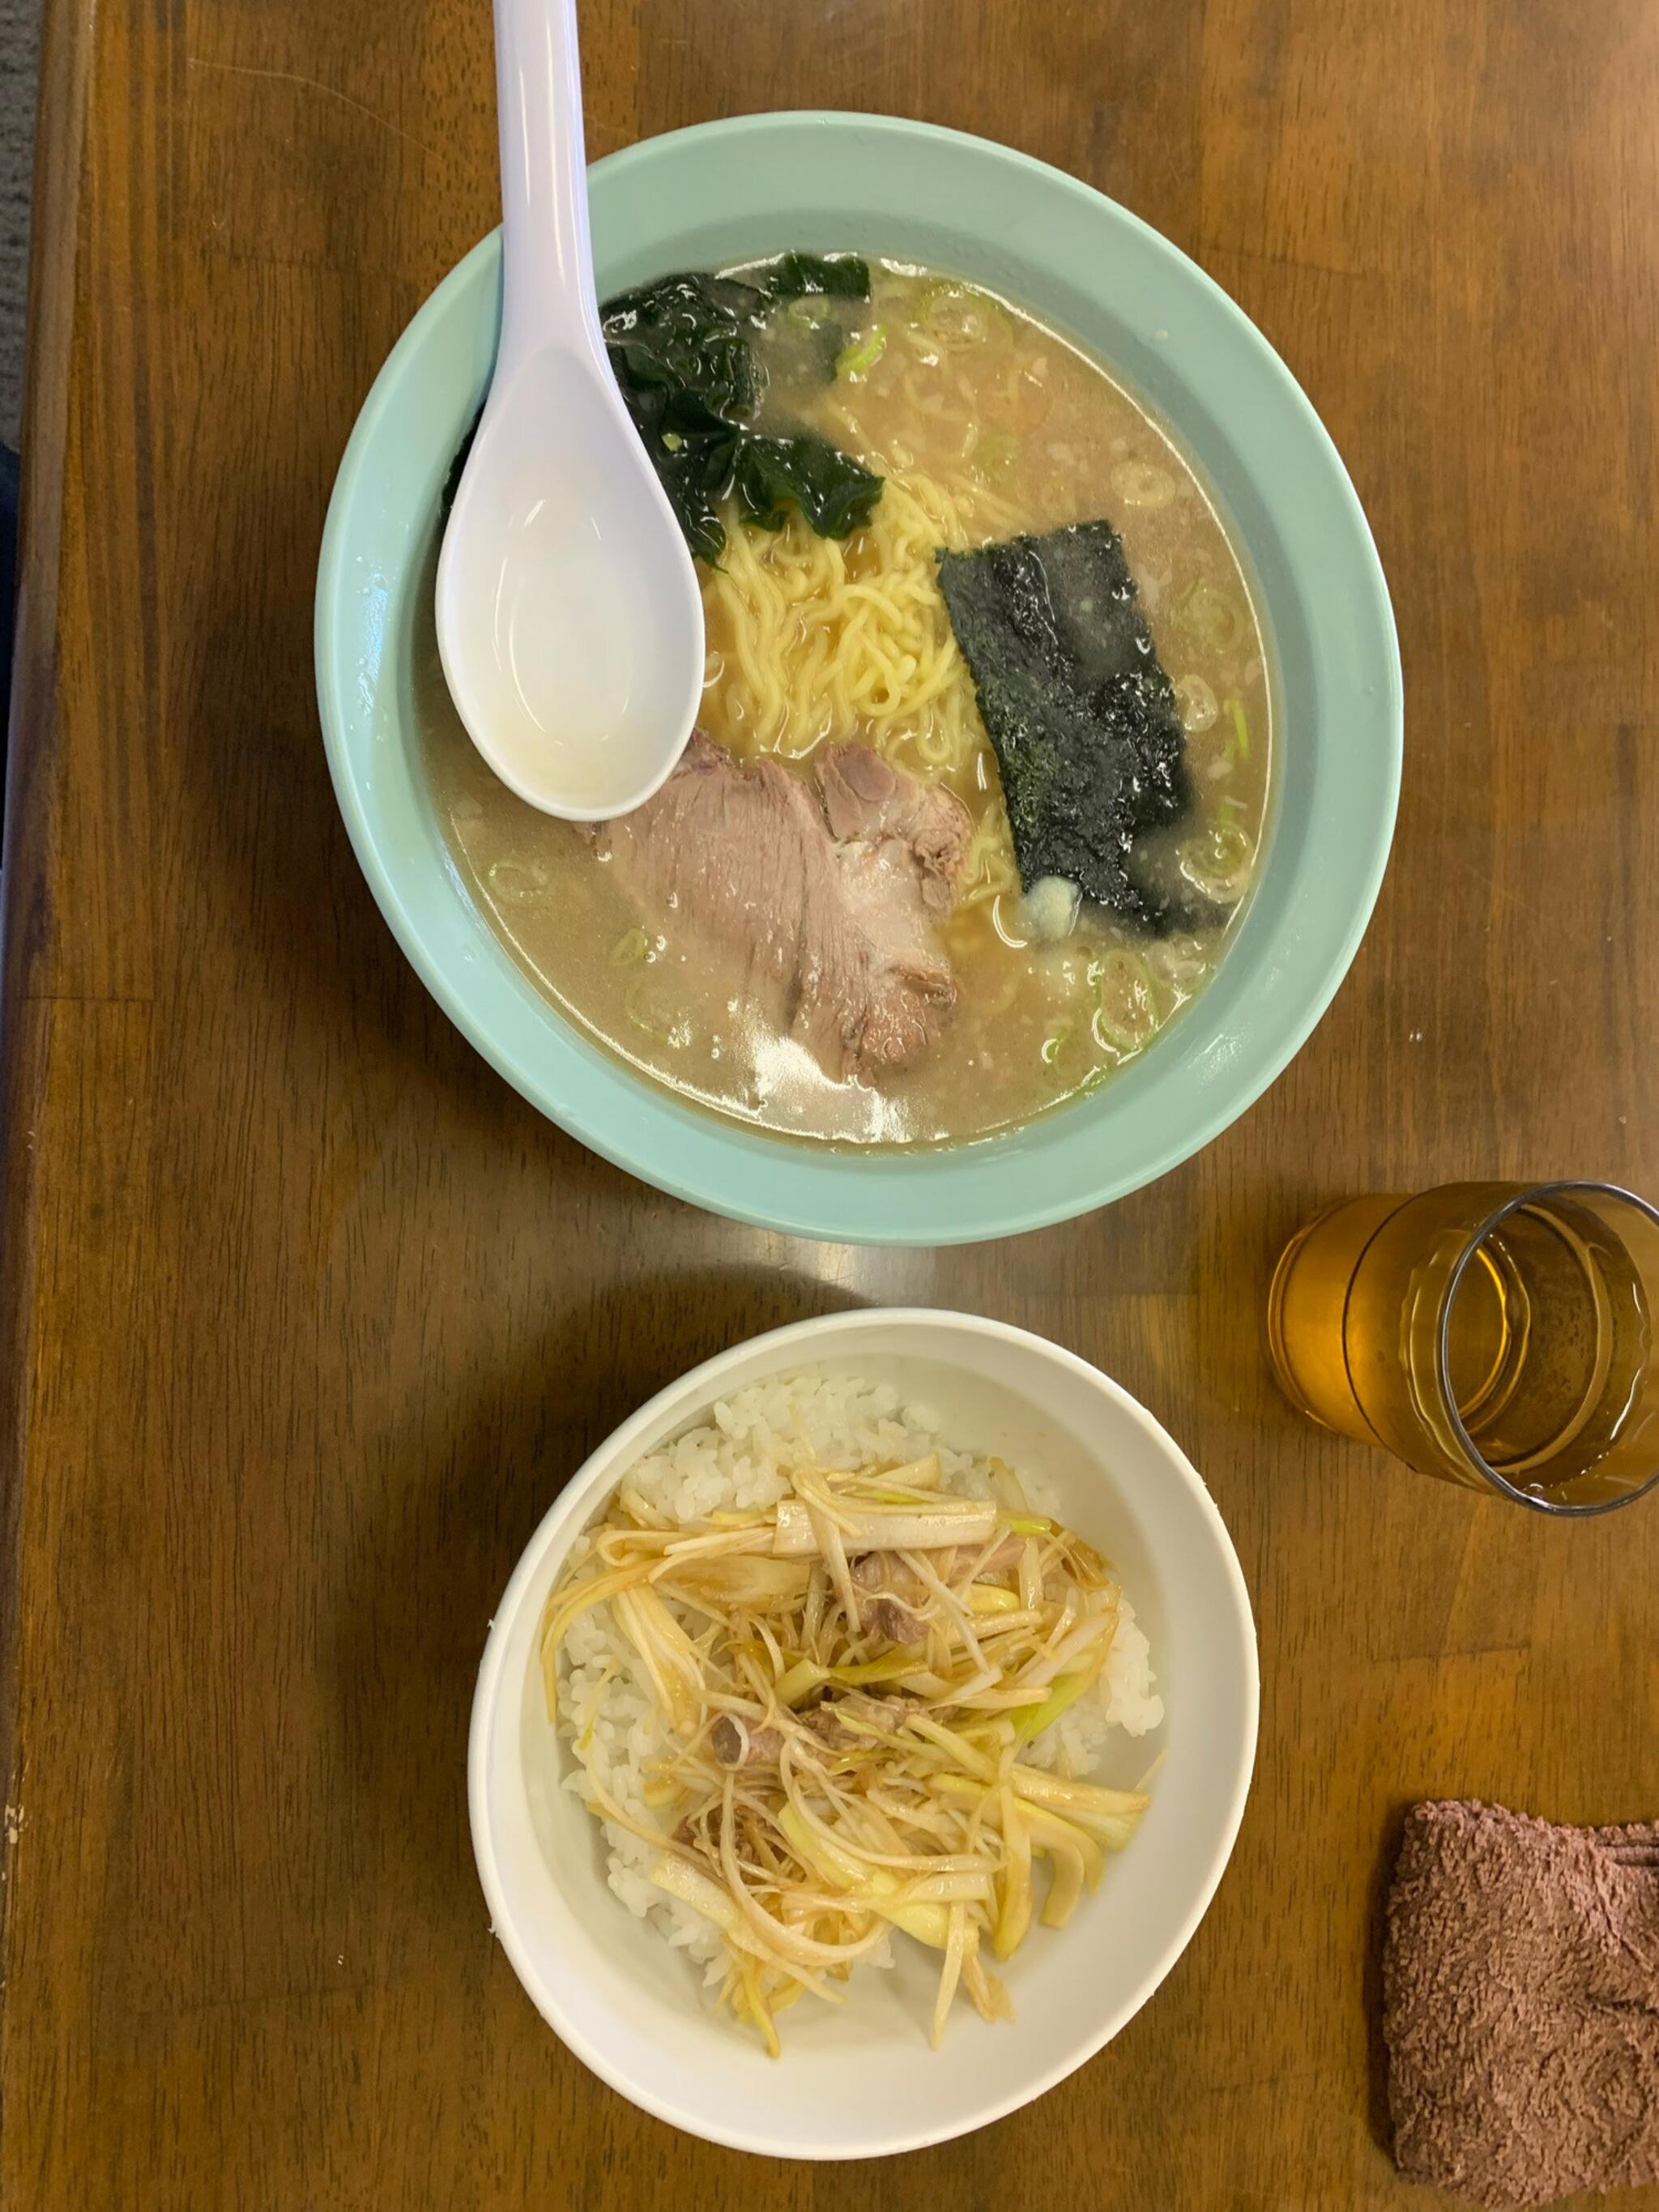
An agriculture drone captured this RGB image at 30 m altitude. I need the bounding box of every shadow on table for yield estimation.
[172,445,639,1204]
[326,1262,866,1940]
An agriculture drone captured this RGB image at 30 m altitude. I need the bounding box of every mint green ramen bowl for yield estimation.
[316,112,1401,1246]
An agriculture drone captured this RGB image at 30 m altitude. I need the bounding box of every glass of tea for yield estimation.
[1267,1181,1659,1514]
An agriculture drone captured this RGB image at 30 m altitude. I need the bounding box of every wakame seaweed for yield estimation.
[602,272,765,421]
[599,263,881,562]
[936,521,1219,936]
[732,433,889,539]
[756,252,871,300]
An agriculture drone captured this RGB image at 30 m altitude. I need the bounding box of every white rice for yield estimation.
[555,1369,1163,1987]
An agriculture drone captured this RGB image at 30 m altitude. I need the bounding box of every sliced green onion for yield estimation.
[772,1658,821,1707]
[1179,819,1252,897]
[918,279,1013,352]
[966,1586,1023,1616]
[1008,1764,1149,1825]
[610,925,650,965]
[1039,1021,1073,1067]
[1225,695,1250,761]
[1173,672,1219,732]
[1183,580,1243,653]
[1091,948,1163,1055]
[974,429,1021,479]
[1110,460,1175,511]
[1009,1671,1091,1745]
[773,1494,996,1558]
[834,324,888,379]
[987,1457,1028,1512]
[773,1654,916,1707]
[661,431,684,454]
[1093,1011,1141,1057]
[777,1805,953,1949]
[785,296,830,330]
[625,982,671,1039]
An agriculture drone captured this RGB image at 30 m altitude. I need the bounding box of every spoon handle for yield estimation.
[493,0,600,374]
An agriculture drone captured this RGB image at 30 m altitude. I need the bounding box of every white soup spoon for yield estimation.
[437,0,702,820]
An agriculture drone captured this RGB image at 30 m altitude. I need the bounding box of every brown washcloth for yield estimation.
[1383,1801,1659,2209]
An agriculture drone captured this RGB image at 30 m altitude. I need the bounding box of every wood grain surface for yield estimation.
[2,1,1657,2206]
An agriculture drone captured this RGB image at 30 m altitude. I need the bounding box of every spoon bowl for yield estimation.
[436,0,702,820]
[437,347,704,818]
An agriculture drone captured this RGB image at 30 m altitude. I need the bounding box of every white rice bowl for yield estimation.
[469,1308,1256,2159]
[554,1370,1164,1999]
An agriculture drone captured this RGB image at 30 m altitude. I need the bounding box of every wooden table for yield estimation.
[3,1,1656,2204]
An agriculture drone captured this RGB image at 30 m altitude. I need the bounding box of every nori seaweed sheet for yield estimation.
[936,521,1218,935]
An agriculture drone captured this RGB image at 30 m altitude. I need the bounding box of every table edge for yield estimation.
[0,0,96,2075]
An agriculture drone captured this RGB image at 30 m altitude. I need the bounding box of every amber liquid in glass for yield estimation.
[1268,1184,1659,1510]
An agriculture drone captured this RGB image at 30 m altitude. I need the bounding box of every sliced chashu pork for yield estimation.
[815,741,971,913]
[591,735,971,1080]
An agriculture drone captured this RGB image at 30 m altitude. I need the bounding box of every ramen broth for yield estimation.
[420,261,1273,1146]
